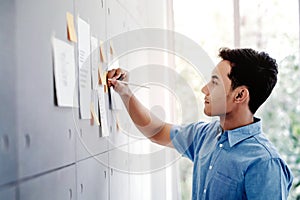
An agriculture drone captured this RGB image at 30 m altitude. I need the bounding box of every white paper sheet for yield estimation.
[52,37,76,107]
[98,85,109,137]
[91,36,100,89]
[91,89,99,124]
[110,89,124,110]
[77,17,92,119]
[108,59,123,110]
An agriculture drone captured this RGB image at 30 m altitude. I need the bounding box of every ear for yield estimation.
[234,86,249,103]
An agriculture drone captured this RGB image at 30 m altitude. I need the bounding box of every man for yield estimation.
[107,48,293,199]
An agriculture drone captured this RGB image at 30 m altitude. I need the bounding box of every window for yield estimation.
[173,0,300,199]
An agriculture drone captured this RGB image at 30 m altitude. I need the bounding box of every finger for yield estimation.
[115,68,126,80]
[107,69,119,87]
[107,68,128,87]
[109,78,118,88]
[107,69,117,79]
[116,69,129,82]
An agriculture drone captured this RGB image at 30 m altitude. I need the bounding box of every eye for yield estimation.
[212,80,218,85]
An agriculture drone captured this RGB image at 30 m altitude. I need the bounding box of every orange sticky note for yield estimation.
[116,115,120,131]
[98,64,102,85]
[66,12,77,43]
[110,41,115,55]
[90,103,100,126]
[99,41,107,63]
[90,113,94,125]
[101,71,107,86]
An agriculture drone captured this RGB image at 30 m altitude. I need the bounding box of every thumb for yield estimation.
[110,78,130,95]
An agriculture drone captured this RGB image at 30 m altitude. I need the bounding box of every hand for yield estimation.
[107,68,130,95]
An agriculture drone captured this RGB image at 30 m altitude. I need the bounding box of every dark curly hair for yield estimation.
[218,48,278,114]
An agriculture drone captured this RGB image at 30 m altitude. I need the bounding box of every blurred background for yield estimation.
[173,0,300,199]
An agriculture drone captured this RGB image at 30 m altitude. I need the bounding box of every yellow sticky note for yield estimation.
[116,115,120,131]
[98,64,103,85]
[99,40,107,63]
[66,12,77,43]
[101,71,107,86]
[90,113,94,125]
[110,41,115,55]
[90,103,100,126]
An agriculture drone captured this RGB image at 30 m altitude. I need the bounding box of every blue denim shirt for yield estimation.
[170,118,293,200]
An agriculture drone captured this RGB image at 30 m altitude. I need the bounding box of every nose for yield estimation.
[201,84,209,95]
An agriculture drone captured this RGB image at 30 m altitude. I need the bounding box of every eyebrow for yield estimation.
[211,75,220,80]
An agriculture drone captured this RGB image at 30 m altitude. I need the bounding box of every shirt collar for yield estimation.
[223,117,262,148]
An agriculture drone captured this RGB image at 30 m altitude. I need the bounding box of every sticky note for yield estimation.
[66,12,77,43]
[90,102,100,126]
[98,64,103,85]
[90,113,94,125]
[99,40,107,63]
[101,71,108,86]
[116,116,120,131]
[110,41,115,55]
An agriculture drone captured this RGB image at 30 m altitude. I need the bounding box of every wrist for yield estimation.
[119,87,133,98]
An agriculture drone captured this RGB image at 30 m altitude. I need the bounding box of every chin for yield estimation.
[204,109,222,117]
[203,109,212,116]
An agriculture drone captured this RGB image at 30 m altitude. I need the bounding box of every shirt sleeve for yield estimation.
[245,158,293,200]
[170,121,209,161]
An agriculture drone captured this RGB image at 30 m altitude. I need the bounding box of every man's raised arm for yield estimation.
[107,68,173,147]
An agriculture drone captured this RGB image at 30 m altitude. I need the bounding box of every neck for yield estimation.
[219,109,254,131]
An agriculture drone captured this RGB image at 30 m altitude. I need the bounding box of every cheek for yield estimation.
[210,88,227,102]
[210,88,230,110]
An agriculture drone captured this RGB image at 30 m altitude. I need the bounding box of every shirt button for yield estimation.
[209,165,212,170]
[204,189,207,193]
[219,143,223,148]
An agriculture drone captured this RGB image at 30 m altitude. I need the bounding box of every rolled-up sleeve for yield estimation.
[170,122,209,161]
[245,158,293,200]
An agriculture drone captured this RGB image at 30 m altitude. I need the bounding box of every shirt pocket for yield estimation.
[208,171,238,200]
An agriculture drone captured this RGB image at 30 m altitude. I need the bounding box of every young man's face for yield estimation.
[201,60,236,116]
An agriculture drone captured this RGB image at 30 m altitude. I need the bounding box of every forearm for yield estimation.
[119,90,165,140]
[107,68,173,146]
